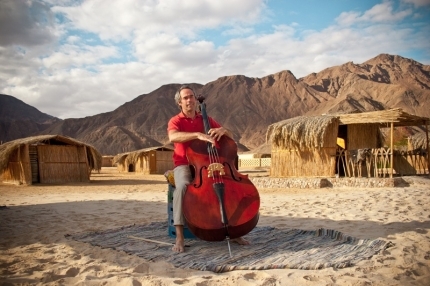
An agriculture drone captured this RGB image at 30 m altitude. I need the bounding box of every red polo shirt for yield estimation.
[167,111,221,167]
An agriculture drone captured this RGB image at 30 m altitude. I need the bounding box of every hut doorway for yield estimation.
[336,125,348,177]
[128,164,135,172]
[29,145,40,183]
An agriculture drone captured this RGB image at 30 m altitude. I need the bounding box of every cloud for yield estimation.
[402,0,430,7]
[41,43,119,69]
[0,0,429,119]
[336,1,413,26]
[0,0,57,47]
[222,26,255,37]
[52,0,265,41]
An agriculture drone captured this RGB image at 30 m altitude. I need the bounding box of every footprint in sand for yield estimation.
[303,275,319,281]
[243,272,258,279]
[41,272,63,283]
[133,263,150,273]
[24,264,44,275]
[377,256,396,263]
[65,267,80,277]
[82,265,102,273]
[172,279,189,284]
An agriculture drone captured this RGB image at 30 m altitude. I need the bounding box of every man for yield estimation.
[167,85,250,253]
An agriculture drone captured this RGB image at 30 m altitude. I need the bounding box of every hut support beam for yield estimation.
[426,122,430,178]
[19,145,23,184]
[390,122,394,178]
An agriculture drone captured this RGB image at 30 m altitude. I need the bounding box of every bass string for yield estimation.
[199,99,224,184]
[208,144,224,184]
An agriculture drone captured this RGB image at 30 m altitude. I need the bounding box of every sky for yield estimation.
[1,0,429,119]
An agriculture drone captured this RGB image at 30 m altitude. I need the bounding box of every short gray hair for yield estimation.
[174,85,196,104]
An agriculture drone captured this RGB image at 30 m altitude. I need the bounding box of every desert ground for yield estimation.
[1,167,429,286]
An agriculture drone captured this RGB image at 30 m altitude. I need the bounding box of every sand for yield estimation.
[1,167,429,286]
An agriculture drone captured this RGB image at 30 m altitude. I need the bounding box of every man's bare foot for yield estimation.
[231,237,250,245]
[172,225,185,253]
[172,238,185,253]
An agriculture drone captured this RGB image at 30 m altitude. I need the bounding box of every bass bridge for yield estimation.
[207,162,225,177]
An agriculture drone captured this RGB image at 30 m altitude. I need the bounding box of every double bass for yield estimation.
[182,95,260,245]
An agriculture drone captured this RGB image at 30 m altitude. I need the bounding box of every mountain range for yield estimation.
[1,54,429,155]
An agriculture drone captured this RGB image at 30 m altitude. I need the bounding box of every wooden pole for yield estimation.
[390,122,394,178]
[426,121,430,178]
[128,235,190,247]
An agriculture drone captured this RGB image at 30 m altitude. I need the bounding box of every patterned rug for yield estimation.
[67,222,392,273]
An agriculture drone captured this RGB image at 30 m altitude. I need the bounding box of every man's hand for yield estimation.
[197,132,215,144]
[208,127,229,141]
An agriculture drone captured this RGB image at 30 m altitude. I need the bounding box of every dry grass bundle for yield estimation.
[0,135,102,173]
[338,108,429,126]
[112,152,130,166]
[410,132,428,150]
[127,149,149,163]
[266,115,339,150]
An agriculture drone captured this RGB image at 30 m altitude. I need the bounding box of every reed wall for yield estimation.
[347,124,380,149]
[37,145,89,183]
[102,156,114,167]
[154,150,174,174]
[2,145,31,185]
[135,155,150,174]
[270,147,336,177]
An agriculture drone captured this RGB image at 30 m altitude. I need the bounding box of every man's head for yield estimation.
[174,85,197,111]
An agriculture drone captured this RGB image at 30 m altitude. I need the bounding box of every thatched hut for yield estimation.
[402,132,429,175]
[102,155,114,167]
[0,135,102,185]
[266,115,340,177]
[266,108,429,178]
[408,132,427,150]
[113,146,174,174]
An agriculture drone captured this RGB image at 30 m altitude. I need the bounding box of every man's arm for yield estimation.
[169,130,215,144]
[169,126,233,144]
